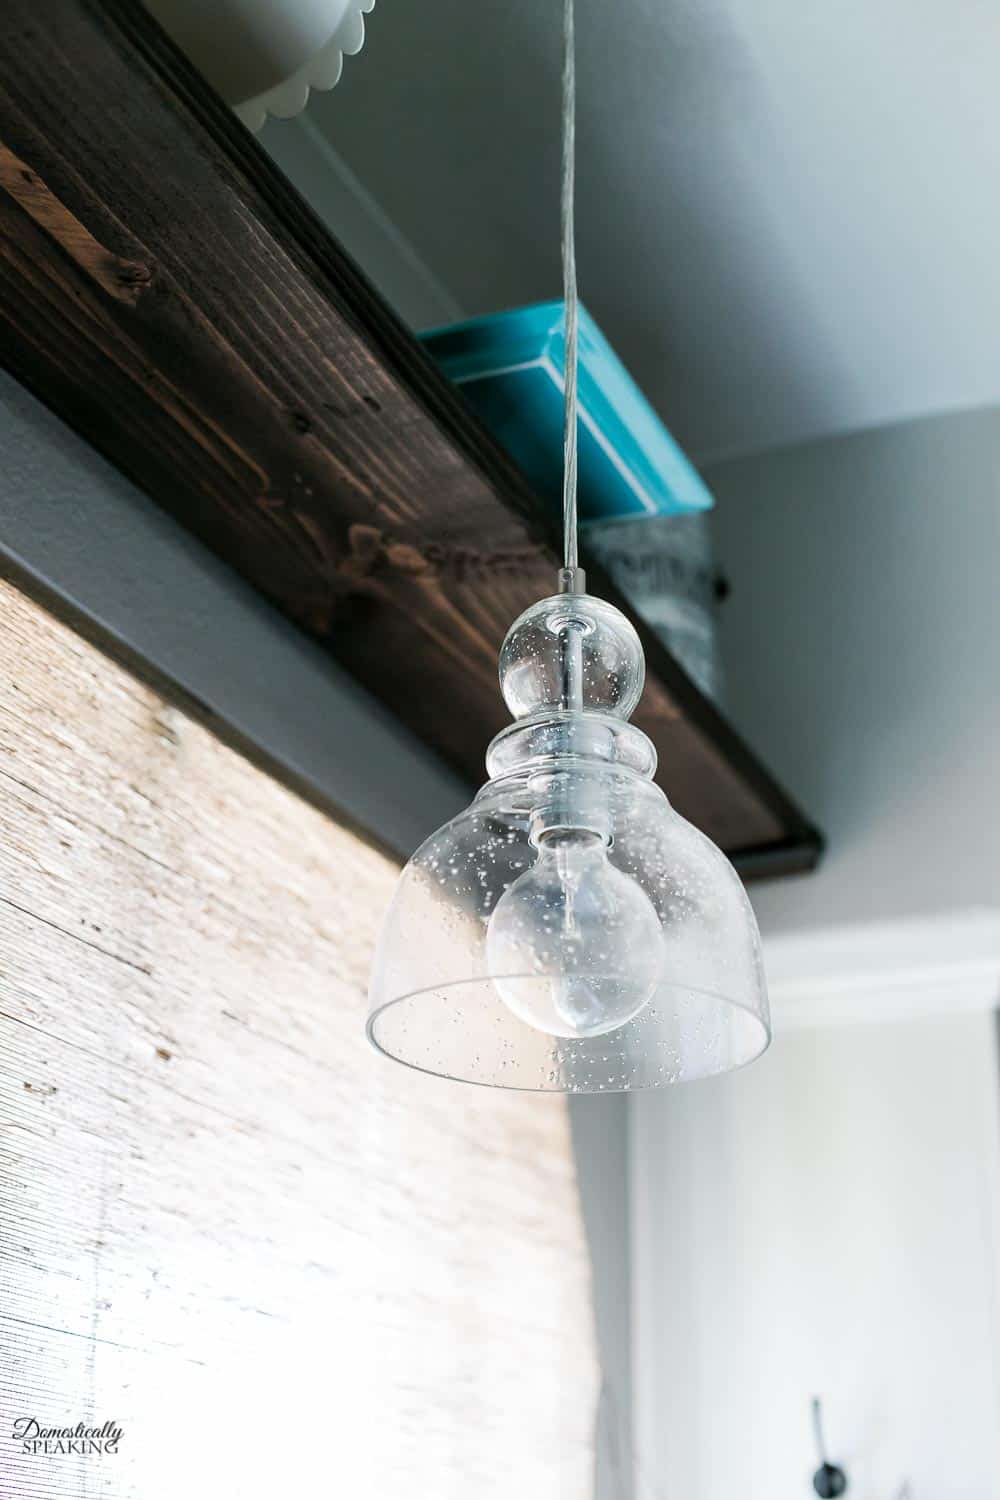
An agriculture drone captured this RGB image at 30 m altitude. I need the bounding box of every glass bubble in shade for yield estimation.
[367,591,770,1091]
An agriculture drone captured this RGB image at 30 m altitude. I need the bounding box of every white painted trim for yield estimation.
[765,907,1000,1028]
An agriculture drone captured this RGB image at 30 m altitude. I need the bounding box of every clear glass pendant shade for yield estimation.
[367,592,770,1091]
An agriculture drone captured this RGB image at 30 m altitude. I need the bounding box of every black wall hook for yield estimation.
[811,1398,848,1497]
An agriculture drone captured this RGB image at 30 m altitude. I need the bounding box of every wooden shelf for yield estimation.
[0,0,822,877]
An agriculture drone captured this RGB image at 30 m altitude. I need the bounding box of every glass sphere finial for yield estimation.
[499,593,645,721]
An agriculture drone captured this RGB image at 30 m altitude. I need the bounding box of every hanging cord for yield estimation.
[559,0,584,594]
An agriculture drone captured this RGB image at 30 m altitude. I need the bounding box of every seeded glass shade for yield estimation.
[367,593,769,1092]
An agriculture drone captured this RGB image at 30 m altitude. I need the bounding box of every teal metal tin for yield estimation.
[420,300,712,522]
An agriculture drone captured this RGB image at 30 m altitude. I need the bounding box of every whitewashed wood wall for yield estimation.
[0,578,598,1497]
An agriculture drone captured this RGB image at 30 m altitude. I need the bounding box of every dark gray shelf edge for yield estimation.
[729,834,826,882]
[0,369,469,864]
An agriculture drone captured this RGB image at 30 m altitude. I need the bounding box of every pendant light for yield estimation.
[366,0,770,1091]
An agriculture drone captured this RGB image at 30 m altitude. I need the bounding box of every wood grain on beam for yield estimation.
[0,0,822,873]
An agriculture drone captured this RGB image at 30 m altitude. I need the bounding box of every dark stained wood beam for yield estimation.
[0,0,822,875]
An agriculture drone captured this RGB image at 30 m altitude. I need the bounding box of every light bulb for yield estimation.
[486,828,664,1038]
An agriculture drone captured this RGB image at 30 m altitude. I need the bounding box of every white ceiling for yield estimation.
[300,0,1000,463]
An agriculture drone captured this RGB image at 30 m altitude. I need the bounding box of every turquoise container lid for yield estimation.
[420,300,712,522]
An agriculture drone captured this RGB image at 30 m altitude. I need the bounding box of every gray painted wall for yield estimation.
[707,404,1000,941]
[260,116,462,330]
[631,1009,1000,1497]
[285,1,1000,461]
[626,407,1000,1498]
[571,1094,633,1500]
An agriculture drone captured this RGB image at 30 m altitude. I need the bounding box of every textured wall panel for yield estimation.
[0,578,597,1497]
